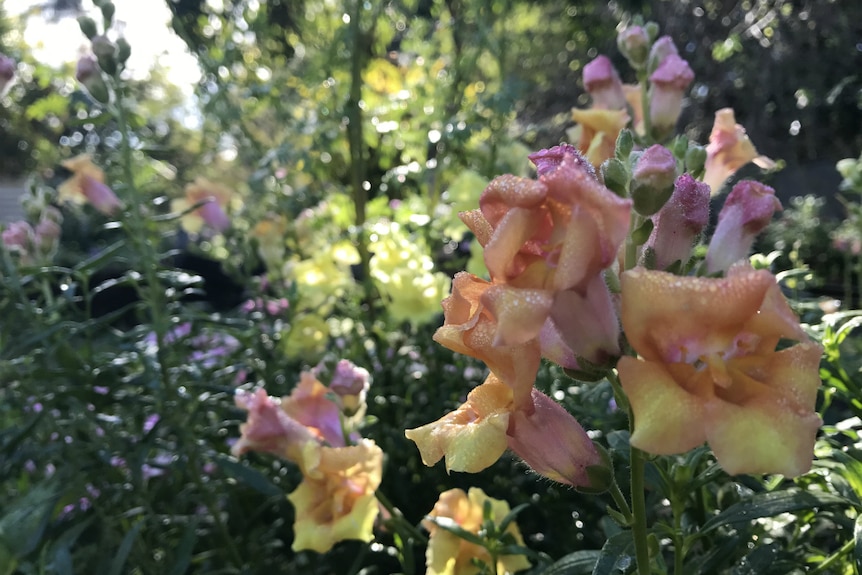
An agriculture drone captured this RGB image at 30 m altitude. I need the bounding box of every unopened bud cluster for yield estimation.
[74,1,132,104]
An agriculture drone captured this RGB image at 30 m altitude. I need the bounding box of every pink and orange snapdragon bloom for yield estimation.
[407,146,630,489]
[232,370,383,553]
[409,139,822,481]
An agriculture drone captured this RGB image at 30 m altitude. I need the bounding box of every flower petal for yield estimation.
[617,356,707,454]
[405,376,512,473]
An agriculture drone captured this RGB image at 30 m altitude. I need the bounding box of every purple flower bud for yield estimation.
[648,54,694,136]
[706,180,781,273]
[329,359,371,415]
[0,53,15,94]
[583,55,626,110]
[76,56,110,103]
[647,36,679,73]
[645,174,710,269]
[2,221,34,253]
[528,143,595,179]
[631,145,678,215]
[507,388,605,488]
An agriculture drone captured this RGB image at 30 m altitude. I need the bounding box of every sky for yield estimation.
[5,0,201,92]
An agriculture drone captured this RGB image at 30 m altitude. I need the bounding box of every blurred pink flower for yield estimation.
[0,53,15,94]
[648,54,694,137]
[703,108,775,195]
[583,55,627,110]
[705,180,781,274]
[58,155,122,215]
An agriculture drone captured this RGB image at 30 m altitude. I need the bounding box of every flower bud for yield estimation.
[329,359,371,416]
[116,37,131,65]
[81,176,123,215]
[76,56,109,103]
[528,143,595,179]
[631,144,677,215]
[617,26,650,69]
[583,55,626,109]
[100,1,116,27]
[644,22,660,43]
[685,145,707,178]
[77,15,98,40]
[2,221,34,255]
[0,53,15,94]
[615,128,634,161]
[648,54,694,139]
[705,180,781,274]
[34,215,62,253]
[644,174,710,270]
[647,36,679,74]
[506,388,605,489]
[600,157,629,197]
[91,35,117,76]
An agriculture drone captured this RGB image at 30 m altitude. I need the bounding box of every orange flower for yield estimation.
[424,487,531,575]
[405,372,603,487]
[176,177,233,232]
[405,374,513,473]
[703,108,775,195]
[617,265,822,477]
[458,153,630,365]
[433,272,541,410]
[569,108,630,167]
[287,439,383,553]
[58,155,123,215]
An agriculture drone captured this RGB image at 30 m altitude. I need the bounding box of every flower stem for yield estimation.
[630,446,651,575]
[609,479,633,524]
[375,489,428,544]
[637,69,653,145]
[810,536,854,573]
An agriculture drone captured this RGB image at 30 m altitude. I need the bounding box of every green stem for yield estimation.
[637,69,653,145]
[609,480,633,524]
[625,213,645,271]
[346,0,376,312]
[671,497,685,574]
[809,536,854,574]
[110,78,173,410]
[375,489,428,544]
[630,446,651,575]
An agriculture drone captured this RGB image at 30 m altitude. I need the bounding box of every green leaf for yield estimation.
[73,239,127,273]
[733,542,781,574]
[24,93,69,121]
[108,520,143,575]
[591,530,636,575]
[167,520,198,575]
[425,516,486,547]
[213,455,282,497]
[854,513,862,573]
[0,481,61,558]
[535,550,600,575]
[496,503,530,536]
[699,490,854,534]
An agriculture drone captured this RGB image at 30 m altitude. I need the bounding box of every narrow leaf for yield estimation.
[108,520,143,575]
[213,455,282,497]
[167,520,198,575]
[700,490,853,534]
[592,530,636,575]
[536,550,601,575]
